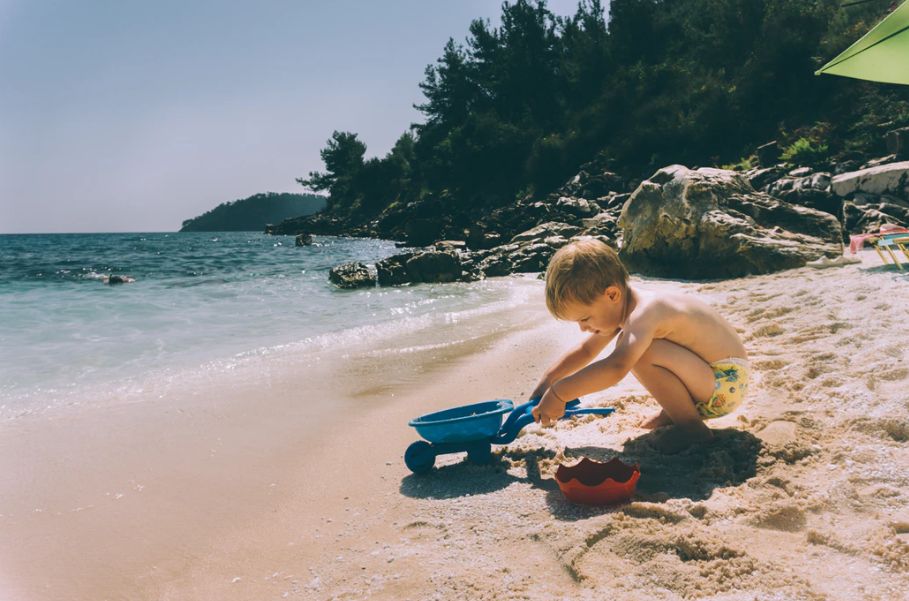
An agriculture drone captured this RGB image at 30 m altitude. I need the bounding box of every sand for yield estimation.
[2,252,908,600]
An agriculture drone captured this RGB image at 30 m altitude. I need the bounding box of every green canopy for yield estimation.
[815,0,909,84]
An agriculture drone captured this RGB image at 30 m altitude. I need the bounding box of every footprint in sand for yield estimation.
[756,421,798,446]
[863,366,907,391]
[750,323,785,339]
[747,306,795,320]
[754,358,789,370]
[747,503,807,532]
[848,417,909,443]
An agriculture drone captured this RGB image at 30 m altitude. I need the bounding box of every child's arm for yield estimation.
[529,329,620,400]
[532,315,657,426]
[555,315,657,400]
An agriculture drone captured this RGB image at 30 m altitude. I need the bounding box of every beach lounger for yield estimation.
[875,233,909,270]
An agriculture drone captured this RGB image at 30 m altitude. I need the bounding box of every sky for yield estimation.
[0,0,596,233]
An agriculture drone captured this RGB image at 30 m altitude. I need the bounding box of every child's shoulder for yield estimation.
[629,290,697,324]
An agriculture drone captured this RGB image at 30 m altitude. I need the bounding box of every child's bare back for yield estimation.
[531,239,749,453]
[620,290,746,367]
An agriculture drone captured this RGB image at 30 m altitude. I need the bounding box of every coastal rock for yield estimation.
[375,254,411,286]
[554,196,597,217]
[511,221,581,243]
[766,172,840,216]
[329,262,375,289]
[745,165,788,191]
[885,126,909,158]
[431,240,467,252]
[376,250,471,285]
[619,165,843,279]
[465,227,503,250]
[295,233,314,246]
[579,210,621,238]
[558,166,624,199]
[832,161,909,197]
[788,166,813,178]
[476,253,513,277]
[599,192,630,211]
[859,154,899,170]
[404,250,463,283]
[506,242,556,273]
[843,198,909,234]
[267,213,350,236]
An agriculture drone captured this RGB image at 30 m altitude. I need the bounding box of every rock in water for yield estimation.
[295,233,314,246]
[404,251,462,283]
[328,262,375,289]
[376,254,411,286]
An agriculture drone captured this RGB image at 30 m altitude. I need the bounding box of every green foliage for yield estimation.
[780,138,829,165]
[297,131,366,214]
[300,0,909,223]
[180,193,326,232]
[720,156,755,172]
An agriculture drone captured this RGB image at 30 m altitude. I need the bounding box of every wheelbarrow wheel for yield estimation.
[467,443,492,465]
[405,441,435,474]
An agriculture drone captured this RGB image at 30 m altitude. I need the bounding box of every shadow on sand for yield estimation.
[400,427,762,520]
[398,448,560,500]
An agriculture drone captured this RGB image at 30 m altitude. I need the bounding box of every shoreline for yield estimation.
[2,253,908,600]
[0,275,563,600]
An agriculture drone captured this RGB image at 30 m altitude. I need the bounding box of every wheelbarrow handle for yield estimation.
[490,400,614,445]
[564,407,615,416]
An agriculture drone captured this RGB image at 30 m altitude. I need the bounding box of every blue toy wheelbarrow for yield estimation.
[404,397,614,474]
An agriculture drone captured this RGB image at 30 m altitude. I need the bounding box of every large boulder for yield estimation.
[831,161,909,198]
[329,262,375,289]
[619,165,843,279]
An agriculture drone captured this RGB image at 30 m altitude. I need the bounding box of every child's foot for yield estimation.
[652,423,714,454]
[639,409,673,430]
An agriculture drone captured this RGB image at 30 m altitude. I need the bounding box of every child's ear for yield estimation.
[604,285,621,302]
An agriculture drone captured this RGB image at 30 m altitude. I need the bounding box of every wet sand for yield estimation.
[3,253,909,600]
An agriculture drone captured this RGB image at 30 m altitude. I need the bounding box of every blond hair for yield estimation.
[544,239,628,319]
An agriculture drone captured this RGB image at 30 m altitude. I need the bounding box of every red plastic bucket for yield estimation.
[555,457,640,505]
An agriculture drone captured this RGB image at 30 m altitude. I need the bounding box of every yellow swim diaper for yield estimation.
[696,357,749,419]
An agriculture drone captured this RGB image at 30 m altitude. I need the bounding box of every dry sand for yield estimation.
[2,252,908,600]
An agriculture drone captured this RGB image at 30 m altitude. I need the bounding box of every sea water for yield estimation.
[0,232,543,419]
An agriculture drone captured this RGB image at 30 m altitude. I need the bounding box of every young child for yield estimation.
[530,239,748,453]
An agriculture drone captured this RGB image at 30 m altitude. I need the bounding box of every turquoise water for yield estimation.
[0,232,540,418]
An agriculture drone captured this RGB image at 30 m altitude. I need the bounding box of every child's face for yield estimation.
[562,285,625,335]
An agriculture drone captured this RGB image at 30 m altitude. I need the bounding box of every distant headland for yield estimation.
[180,192,326,232]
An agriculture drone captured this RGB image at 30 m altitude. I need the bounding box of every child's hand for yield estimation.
[531,387,567,427]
